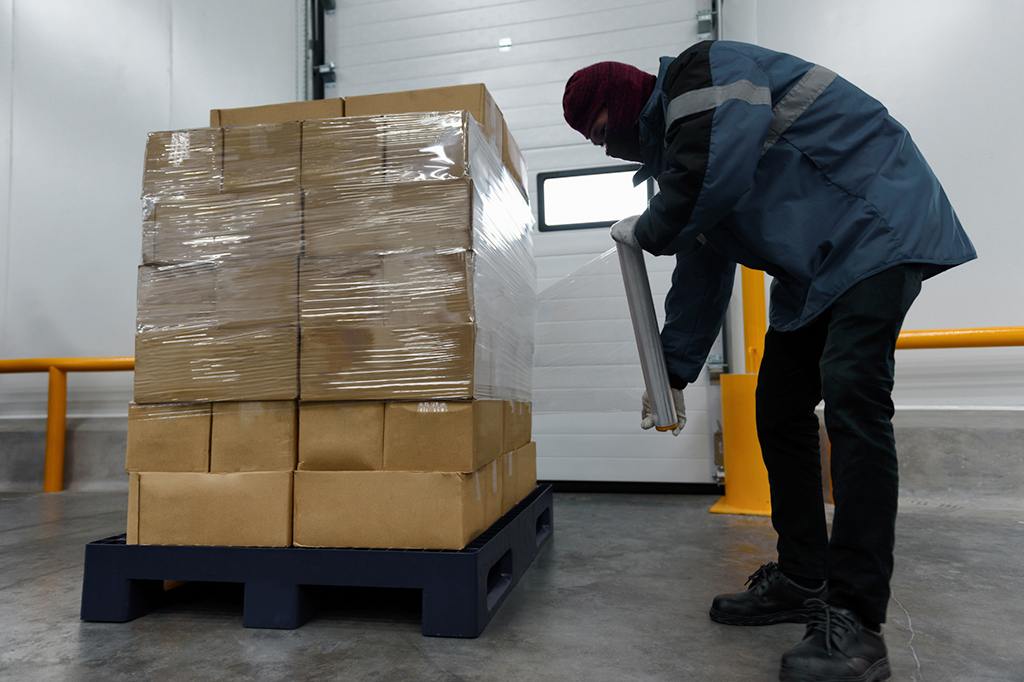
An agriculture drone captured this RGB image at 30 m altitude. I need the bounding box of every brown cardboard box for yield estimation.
[125,402,211,472]
[377,111,469,181]
[500,452,516,514]
[346,84,503,159]
[142,128,222,197]
[222,122,301,193]
[484,456,504,527]
[302,179,472,256]
[136,262,217,332]
[502,401,533,453]
[298,401,384,471]
[210,401,297,472]
[147,191,302,263]
[382,251,473,326]
[210,98,344,127]
[292,467,488,549]
[301,117,385,186]
[216,257,298,328]
[514,441,538,504]
[299,323,474,401]
[299,256,385,326]
[134,324,298,403]
[299,250,474,330]
[502,119,527,196]
[382,400,503,473]
[127,471,293,547]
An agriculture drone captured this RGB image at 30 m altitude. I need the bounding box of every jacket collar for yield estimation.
[634,56,674,186]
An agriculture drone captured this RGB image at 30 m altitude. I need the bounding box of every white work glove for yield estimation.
[610,215,641,249]
[640,388,687,436]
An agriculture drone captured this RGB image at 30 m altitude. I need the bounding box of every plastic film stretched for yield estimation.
[534,249,647,414]
[298,114,535,402]
[135,110,534,406]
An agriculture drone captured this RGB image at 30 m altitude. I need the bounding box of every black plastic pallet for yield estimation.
[81,484,553,637]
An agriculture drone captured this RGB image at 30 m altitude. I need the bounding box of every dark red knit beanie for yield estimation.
[563,62,656,159]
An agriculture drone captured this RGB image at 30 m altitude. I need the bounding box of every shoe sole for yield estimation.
[709,606,813,626]
[778,657,891,681]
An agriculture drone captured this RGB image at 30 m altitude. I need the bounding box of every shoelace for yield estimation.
[803,598,859,656]
[744,561,783,594]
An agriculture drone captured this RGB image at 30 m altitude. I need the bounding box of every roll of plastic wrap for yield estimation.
[616,242,677,431]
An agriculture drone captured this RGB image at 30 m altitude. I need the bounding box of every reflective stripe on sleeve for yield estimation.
[761,64,837,157]
[666,79,771,128]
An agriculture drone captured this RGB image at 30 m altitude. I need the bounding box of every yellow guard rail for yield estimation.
[714,266,1024,516]
[2,323,1023,495]
[0,357,134,492]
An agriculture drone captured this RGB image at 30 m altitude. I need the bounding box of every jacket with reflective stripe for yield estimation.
[634,41,976,385]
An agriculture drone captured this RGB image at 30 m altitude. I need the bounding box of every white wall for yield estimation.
[0,0,303,418]
[752,0,1024,407]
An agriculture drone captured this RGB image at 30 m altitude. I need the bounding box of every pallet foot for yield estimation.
[243,581,317,629]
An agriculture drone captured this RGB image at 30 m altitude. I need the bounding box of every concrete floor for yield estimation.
[2,490,1022,681]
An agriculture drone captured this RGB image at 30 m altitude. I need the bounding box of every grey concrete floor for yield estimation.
[1,490,1022,682]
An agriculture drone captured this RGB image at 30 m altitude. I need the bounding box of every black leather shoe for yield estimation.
[779,599,891,681]
[709,562,827,626]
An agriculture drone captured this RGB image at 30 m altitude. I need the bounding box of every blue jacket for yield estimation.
[634,41,976,386]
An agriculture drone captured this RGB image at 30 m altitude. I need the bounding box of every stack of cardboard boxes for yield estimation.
[127,86,536,551]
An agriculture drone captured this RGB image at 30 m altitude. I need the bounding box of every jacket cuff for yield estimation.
[634,211,662,255]
[668,373,688,390]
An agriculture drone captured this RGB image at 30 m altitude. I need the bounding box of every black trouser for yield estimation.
[755,264,923,626]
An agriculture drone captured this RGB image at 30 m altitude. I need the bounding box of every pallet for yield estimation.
[81,484,553,637]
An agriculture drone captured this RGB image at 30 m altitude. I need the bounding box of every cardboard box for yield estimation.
[127,471,293,547]
[299,256,385,326]
[299,323,474,401]
[382,251,473,326]
[210,401,297,472]
[346,84,503,159]
[302,179,472,256]
[500,452,516,514]
[146,191,302,263]
[216,257,298,328]
[134,324,298,403]
[382,400,503,473]
[502,119,528,197]
[301,117,385,186]
[136,262,217,332]
[514,441,538,504]
[484,456,504,527]
[502,401,533,453]
[298,401,384,471]
[292,467,488,549]
[125,402,211,473]
[142,128,222,198]
[377,111,469,181]
[210,98,344,127]
[299,251,473,328]
[222,122,301,193]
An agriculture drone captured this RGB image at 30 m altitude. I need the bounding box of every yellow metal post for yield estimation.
[43,366,68,493]
[741,266,767,373]
[711,267,773,515]
[711,373,772,515]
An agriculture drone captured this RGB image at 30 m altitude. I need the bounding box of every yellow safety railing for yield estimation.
[0,357,135,493]
[714,266,1024,516]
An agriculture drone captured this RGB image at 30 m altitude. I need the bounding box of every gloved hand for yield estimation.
[610,215,641,250]
[640,387,687,436]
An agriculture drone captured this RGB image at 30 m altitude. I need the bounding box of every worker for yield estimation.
[562,41,975,682]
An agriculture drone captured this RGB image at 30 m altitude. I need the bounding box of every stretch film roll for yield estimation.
[616,242,677,431]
